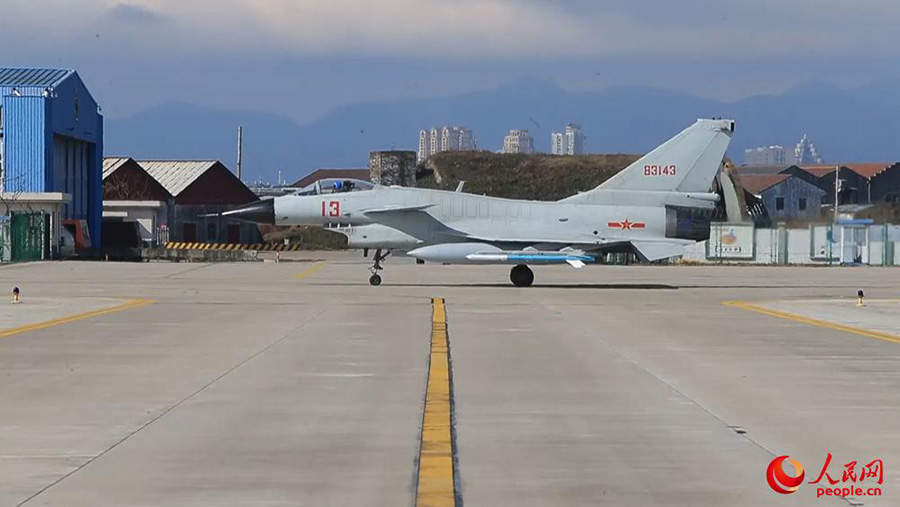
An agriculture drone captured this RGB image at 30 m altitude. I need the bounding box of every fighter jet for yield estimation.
[224,118,734,286]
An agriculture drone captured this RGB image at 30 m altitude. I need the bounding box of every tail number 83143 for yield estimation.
[321,200,340,217]
[644,165,677,176]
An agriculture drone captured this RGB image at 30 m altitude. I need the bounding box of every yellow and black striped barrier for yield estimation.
[164,242,303,251]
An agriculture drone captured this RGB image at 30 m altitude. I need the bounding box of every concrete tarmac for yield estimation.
[0,254,898,506]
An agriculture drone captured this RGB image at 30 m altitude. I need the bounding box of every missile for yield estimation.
[408,242,594,265]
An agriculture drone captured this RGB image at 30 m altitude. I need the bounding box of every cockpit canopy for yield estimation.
[293,178,375,196]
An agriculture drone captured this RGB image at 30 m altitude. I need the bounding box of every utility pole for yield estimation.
[236,126,243,182]
[833,164,840,223]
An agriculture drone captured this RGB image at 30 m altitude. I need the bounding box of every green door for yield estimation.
[11,212,48,262]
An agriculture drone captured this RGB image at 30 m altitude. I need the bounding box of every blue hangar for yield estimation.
[0,68,103,249]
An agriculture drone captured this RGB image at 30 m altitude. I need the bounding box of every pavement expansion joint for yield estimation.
[13,305,329,507]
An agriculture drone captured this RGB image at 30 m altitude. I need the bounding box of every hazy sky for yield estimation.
[2,0,897,122]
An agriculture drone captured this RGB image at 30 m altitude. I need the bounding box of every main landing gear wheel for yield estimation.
[368,248,391,286]
[510,264,534,287]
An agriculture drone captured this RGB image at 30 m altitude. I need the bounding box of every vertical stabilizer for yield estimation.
[561,119,734,202]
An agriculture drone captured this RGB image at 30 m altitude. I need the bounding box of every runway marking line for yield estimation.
[723,300,900,345]
[416,298,458,506]
[0,298,155,340]
[294,262,326,281]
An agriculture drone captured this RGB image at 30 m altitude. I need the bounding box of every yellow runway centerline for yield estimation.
[0,298,155,340]
[294,262,326,281]
[723,300,900,345]
[416,298,458,507]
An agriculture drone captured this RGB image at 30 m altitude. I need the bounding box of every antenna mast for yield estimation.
[237,126,243,182]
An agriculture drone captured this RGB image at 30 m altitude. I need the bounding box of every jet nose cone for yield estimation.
[220,199,275,224]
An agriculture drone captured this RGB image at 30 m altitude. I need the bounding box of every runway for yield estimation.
[0,253,897,506]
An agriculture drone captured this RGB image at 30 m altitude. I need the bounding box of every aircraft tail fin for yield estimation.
[561,119,734,202]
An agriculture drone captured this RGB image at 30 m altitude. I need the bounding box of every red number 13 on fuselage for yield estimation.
[321,200,340,217]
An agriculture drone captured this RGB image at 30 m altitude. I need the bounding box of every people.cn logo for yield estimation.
[767,456,806,494]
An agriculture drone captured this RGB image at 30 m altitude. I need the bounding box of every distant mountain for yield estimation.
[105,78,900,184]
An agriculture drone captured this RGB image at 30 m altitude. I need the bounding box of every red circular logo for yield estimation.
[767,455,805,494]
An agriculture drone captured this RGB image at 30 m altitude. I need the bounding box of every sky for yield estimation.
[2,0,898,122]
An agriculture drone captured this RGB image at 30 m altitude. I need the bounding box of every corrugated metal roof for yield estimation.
[0,68,73,88]
[136,160,219,196]
[801,163,894,180]
[739,174,790,194]
[843,163,893,179]
[102,157,132,179]
[734,165,791,175]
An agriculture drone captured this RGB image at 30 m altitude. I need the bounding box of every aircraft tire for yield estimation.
[510,264,534,287]
[369,274,382,286]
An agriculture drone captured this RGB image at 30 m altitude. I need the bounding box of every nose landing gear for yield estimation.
[368,248,391,286]
[510,264,534,287]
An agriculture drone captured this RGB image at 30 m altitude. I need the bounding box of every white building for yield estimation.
[418,126,475,162]
[551,124,585,155]
[429,129,440,157]
[417,131,431,164]
[440,126,474,152]
[790,134,823,165]
[744,145,786,166]
[502,129,535,154]
[550,132,564,156]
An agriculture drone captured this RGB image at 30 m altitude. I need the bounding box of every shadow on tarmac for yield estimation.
[309,282,679,290]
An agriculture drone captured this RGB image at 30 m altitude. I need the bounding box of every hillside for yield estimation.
[417,151,641,201]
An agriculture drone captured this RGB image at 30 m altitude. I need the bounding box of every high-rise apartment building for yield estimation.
[550,124,585,155]
[744,146,786,166]
[502,129,535,154]
[417,130,431,164]
[550,132,564,156]
[417,126,475,163]
[790,134,823,165]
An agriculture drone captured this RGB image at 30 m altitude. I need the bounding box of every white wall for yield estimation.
[103,201,167,246]
[679,224,899,266]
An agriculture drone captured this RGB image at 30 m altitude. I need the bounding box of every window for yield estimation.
[775,197,785,211]
[799,198,807,211]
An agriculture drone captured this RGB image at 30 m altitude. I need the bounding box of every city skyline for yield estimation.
[744,134,824,166]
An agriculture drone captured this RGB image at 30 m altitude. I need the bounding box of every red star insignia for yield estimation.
[607,219,646,230]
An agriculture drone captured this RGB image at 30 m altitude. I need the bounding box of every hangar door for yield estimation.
[54,136,91,221]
